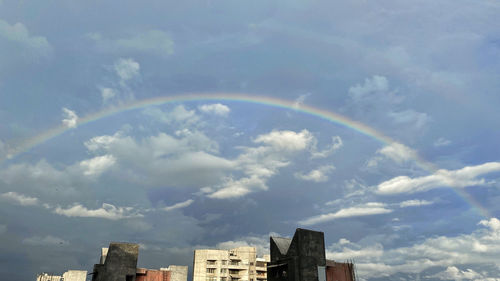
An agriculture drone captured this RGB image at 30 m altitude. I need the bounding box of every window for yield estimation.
[206,278,217,281]
[207,268,216,274]
[250,262,254,266]
[221,260,227,265]
[207,260,217,265]
[221,268,227,274]
[221,278,227,281]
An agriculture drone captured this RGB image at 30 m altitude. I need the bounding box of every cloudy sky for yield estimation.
[1,1,500,280]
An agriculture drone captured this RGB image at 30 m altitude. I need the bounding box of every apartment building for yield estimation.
[193,246,270,281]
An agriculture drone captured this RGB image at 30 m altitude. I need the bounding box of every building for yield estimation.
[37,273,62,281]
[325,261,355,281]
[91,242,188,281]
[267,228,355,281]
[161,266,189,281]
[192,246,270,281]
[92,242,139,281]
[36,270,87,281]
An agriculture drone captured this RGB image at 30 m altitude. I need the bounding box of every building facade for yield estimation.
[37,270,87,281]
[91,242,187,281]
[193,247,270,281]
[36,273,61,281]
[267,228,355,281]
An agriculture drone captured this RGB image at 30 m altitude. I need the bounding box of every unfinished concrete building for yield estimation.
[192,246,270,281]
[267,228,355,281]
[91,242,187,281]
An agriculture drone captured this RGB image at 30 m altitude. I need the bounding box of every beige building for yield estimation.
[37,270,87,281]
[160,265,189,281]
[193,246,270,281]
[62,270,87,281]
[36,273,61,281]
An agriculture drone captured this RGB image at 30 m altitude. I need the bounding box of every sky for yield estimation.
[1,1,500,280]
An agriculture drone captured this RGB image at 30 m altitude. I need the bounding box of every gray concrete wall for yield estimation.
[92,242,139,281]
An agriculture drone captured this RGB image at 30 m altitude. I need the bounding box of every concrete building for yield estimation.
[193,247,270,281]
[36,270,87,281]
[161,265,189,281]
[135,266,188,281]
[37,273,62,281]
[92,242,139,281]
[91,242,187,281]
[267,228,355,281]
[63,270,88,281]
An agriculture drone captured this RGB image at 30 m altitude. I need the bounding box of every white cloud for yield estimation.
[348,75,390,101]
[299,202,393,226]
[208,130,316,199]
[0,160,80,202]
[90,30,174,57]
[365,142,419,168]
[310,136,343,159]
[377,142,418,164]
[328,241,385,260]
[0,191,39,206]
[84,133,122,152]
[114,58,140,82]
[79,155,116,176]
[62,107,78,128]
[292,93,311,109]
[434,137,452,147]
[54,203,143,220]
[429,266,483,280]
[100,87,116,103]
[22,235,69,246]
[479,218,500,231]
[215,233,274,256]
[295,165,335,182]
[163,199,194,211]
[326,218,500,279]
[198,103,231,117]
[377,162,500,194]
[0,19,51,56]
[253,129,314,151]
[84,127,334,199]
[399,199,434,208]
[208,176,267,199]
[143,105,200,125]
[83,130,232,187]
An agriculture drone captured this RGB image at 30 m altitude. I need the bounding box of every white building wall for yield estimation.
[161,265,188,281]
[36,273,61,281]
[62,270,87,281]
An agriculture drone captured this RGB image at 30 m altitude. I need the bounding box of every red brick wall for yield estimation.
[136,269,171,281]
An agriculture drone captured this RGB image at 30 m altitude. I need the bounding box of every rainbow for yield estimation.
[0,92,490,217]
